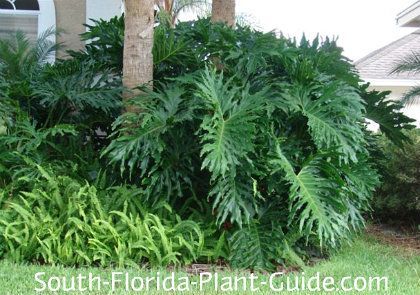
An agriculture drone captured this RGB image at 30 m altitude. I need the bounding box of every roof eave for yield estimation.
[360,78,420,87]
[397,1,420,27]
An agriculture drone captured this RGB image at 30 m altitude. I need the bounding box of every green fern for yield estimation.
[0,165,203,267]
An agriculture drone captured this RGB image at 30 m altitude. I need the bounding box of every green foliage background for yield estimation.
[0,17,415,270]
[372,129,420,225]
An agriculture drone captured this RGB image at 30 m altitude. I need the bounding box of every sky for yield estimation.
[185,0,417,62]
[238,0,417,61]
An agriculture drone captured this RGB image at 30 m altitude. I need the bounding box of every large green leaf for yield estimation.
[197,69,264,179]
[209,173,257,226]
[229,211,304,271]
[282,80,366,163]
[102,86,192,177]
[229,219,284,271]
[271,143,348,246]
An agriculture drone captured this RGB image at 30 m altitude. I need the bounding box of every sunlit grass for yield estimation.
[0,234,419,294]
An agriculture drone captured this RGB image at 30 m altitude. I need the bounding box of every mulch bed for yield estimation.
[366,224,420,254]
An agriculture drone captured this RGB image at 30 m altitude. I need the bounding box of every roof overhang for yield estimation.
[397,1,420,27]
[362,78,419,87]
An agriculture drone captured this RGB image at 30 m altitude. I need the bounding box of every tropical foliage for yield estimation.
[0,18,415,270]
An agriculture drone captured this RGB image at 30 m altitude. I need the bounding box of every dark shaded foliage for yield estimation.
[373,130,420,226]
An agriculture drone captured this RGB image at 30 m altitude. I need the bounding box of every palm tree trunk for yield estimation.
[211,0,235,27]
[123,0,155,112]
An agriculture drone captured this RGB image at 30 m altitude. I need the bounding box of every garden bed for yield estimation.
[367,224,420,254]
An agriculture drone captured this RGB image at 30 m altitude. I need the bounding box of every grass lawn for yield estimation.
[0,234,419,294]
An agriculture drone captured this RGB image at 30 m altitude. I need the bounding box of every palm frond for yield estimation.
[172,0,210,20]
[391,51,420,75]
[0,31,32,79]
[390,51,420,106]
[0,29,58,79]
[401,86,420,106]
[34,27,59,64]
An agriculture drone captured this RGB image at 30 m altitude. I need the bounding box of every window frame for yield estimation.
[0,9,40,15]
[0,0,40,12]
[0,0,55,38]
[0,0,56,60]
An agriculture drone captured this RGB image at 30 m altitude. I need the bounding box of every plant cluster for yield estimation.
[0,164,203,267]
[0,18,415,270]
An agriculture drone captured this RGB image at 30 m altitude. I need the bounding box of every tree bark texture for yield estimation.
[211,0,235,27]
[123,0,155,112]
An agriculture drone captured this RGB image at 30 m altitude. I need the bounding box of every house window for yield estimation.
[0,0,40,40]
[0,0,40,10]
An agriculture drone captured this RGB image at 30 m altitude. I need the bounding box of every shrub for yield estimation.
[0,30,123,191]
[100,19,414,270]
[373,129,420,225]
[0,18,415,271]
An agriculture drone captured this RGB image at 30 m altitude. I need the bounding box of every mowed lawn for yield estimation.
[0,234,419,294]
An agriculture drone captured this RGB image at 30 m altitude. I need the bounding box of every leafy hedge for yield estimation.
[373,129,420,225]
[0,18,415,270]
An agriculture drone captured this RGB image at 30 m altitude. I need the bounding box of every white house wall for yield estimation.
[38,0,56,42]
[86,0,122,26]
[53,0,122,55]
